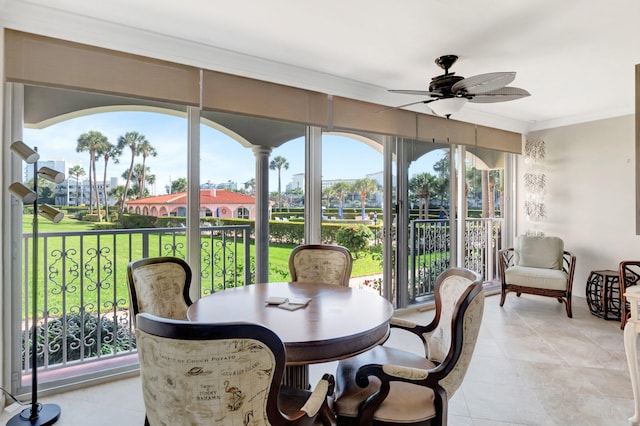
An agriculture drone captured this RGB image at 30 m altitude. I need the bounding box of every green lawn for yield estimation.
[268,243,383,279]
[22,214,95,233]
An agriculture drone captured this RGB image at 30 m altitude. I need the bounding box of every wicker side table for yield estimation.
[586,270,621,320]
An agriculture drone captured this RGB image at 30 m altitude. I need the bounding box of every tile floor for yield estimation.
[1,294,636,425]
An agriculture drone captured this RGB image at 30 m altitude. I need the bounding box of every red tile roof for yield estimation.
[125,189,255,205]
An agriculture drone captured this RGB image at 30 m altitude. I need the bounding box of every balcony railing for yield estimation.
[16,220,501,389]
[16,225,251,388]
[409,218,503,302]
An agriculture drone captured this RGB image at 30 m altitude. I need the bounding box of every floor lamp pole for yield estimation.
[8,150,61,426]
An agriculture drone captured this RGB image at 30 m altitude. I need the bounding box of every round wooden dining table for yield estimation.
[187,281,394,388]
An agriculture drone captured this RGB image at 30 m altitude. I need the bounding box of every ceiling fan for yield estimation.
[387,54,530,118]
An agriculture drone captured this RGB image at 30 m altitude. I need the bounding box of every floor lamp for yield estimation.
[8,141,64,426]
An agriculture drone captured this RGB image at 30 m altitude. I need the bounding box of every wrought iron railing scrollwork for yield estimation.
[409,218,502,302]
[18,225,252,383]
[200,225,252,295]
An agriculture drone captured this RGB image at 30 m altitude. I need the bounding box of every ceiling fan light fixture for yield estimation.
[428,97,468,118]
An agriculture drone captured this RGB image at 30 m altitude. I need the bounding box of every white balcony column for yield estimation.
[395,137,409,308]
[305,126,322,244]
[186,106,201,298]
[4,82,26,406]
[382,135,395,302]
[503,151,517,249]
[253,145,272,283]
[455,144,466,268]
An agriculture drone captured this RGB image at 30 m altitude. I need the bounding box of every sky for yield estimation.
[24,110,440,194]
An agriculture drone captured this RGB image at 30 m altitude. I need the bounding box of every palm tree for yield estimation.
[67,165,85,206]
[117,131,147,214]
[136,139,157,199]
[489,169,503,218]
[129,164,154,199]
[352,178,378,219]
[433,153,451,207]
[109,185,126,214]
[243,178,256,195]
[269,155,289,209]
[332,181,351,219]
[166,177,187,194]
[76,130,109,216]
[99,142,120,221]
[409,172,437,219]
[145,173,156,195]
[323,185,336,209]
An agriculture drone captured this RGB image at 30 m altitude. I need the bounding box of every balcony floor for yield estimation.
[1,294,635,425]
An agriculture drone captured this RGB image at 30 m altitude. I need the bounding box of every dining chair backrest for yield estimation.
[135,313,335,425]
[135,312,284,425]
[433,269,485,397]
[288,244,353,286]
[423,268,483,364]
[127,256,192,324]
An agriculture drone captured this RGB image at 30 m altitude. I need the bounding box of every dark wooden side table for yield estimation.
[586,270,621,320]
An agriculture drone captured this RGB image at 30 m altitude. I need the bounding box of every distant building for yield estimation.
[26,157,122,206]
[321,178,356,190]
[201,180,238,191]
[124,189,256,219]
[25,159,66,182]
[290,171,395,205]
[58,177,122,207]
[286,173,304,192]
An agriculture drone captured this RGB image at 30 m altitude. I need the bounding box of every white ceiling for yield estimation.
[2,0,640,133]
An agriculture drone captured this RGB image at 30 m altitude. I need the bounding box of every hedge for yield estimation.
[118,214,381,246]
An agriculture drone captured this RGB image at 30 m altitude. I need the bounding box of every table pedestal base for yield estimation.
[283,365,310,390]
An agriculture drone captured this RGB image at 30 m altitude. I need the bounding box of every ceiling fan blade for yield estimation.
[388,89,441,97]
[452,72,516,95]
[377,99,436,113]
[467,87,531,103]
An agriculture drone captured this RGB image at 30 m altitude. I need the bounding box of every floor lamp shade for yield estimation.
[10,140,40,164]
[38,167,65,184]
[39,204,64,223]
[9,182,37,204]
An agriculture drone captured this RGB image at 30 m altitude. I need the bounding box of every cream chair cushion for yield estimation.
[514,235,563,269]
[507,235,567,291]
[504,265,568,291]
[334,346,437,422]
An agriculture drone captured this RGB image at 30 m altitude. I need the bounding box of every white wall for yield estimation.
[523,114,639,297]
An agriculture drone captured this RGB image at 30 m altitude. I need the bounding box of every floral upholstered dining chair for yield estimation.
[127,256,193,325]
[135,313,337,425]
[333,268,484,426]
[288,244,353,287]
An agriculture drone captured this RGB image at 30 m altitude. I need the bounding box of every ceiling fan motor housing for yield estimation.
[429,74,464,96]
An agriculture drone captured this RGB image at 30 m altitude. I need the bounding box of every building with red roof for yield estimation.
[124,189,256,219]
